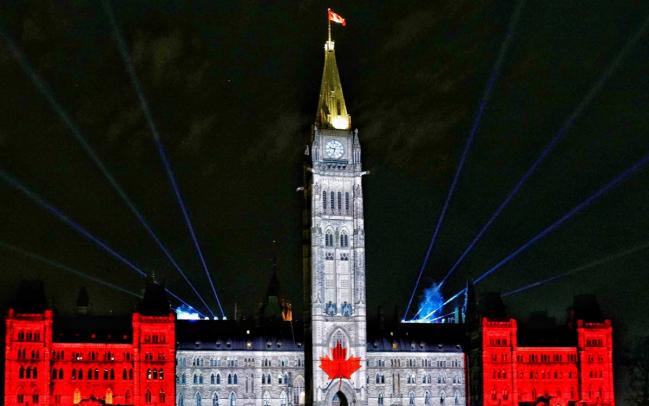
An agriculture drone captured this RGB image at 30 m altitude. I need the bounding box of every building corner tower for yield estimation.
[305,26,368,406]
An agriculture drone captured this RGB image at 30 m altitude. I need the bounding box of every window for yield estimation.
[325,233,334,247]
[340,233,349,247]
[280,391,287,406]
[409,392,415,405]
[105,389,113,405]
[73,389,81,405]
[159,391,165,404]
[345,192,350,213]
[330,192,335,211]
[378,393,384,405]
[195,392,201,406]
[323,191,327,210]
[212,393,219,406]
[145,390,153,404]
[338,192,342,211]
[211,374,216,384]
[425,391,432,405]
[32,393,39,404]
[229,393,236,406]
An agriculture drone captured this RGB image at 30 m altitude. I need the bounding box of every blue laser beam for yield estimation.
[0,241,143,299]
[474,151,649,285]
[0,169,200,314]
[102,0,226,319]
[440,13,649,288]
[402,0,528,321]
[0,26,216,318]
[420,288,467,321]
[502,239,649,297]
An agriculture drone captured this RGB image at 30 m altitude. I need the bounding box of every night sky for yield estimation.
[1,0,649,387]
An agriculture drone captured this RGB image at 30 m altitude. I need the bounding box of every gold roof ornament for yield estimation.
[316,10,350,130]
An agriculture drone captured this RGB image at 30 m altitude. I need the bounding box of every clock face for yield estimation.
[325,140,345,159]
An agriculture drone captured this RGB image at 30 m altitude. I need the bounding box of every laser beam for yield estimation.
[102,0,226,319]
[502,239,649,297]
[440,13,649,288]
[0,169,200,313]
[474,151,649,285]
[0,26,216,318]
[402,0,528,321]
[0,241,142,299]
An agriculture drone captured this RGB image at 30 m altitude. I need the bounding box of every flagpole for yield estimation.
[327,8,332,42]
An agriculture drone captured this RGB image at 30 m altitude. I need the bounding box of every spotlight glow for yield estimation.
[176,304,203,320]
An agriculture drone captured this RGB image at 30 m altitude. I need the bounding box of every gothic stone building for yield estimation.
[175,32,468,406]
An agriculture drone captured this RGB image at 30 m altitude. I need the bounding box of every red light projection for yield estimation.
[480,318,614,406]
[4,309,175,405]
[319,341,361,381]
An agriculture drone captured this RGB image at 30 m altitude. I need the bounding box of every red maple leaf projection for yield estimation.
[319,341,361,380]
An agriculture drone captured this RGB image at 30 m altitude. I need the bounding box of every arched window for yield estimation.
[105,388,113,405]
[337,192,342,211]
[325,232,334,247]
[233,374,238,384]
[33,367,38,379]
[330,192,335,211]
[145,390,152,404]
[378,393,384,405]
[263,392,271,406]
[440,390,446,405]
[454,390,460,405]
[323,191,327,210]
[194,374,198,384]
[340,232,349,247]
[123,369,127,380]
[159,390,166,403]
[19,366,24,379]
[125,391,131,404]
[212,393,219,406]
[280,391,288,406]
[177,393,183,406]
[153,369,158,380]
[182,373,186,384]
[229,392,236,406]
[59,369,63,380]
[195,392,201,406]
[211,374,216,384]
[409,392,415,405]
[110,369,115,380]
[228,374,232,384]
[424,391,432,405]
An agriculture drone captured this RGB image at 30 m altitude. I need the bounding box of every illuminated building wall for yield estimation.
[4,303,175,406]
[478,317,614,406]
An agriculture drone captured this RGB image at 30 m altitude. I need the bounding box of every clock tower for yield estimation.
[303,27,368,406]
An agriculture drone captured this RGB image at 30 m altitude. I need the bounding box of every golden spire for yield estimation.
[316,18,351,130]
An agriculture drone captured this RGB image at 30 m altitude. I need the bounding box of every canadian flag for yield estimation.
[328,8,346,26]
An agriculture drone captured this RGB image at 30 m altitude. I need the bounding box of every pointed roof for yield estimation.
[137,275,170,316]
[316,37,351,130]
[265,257,280,299]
